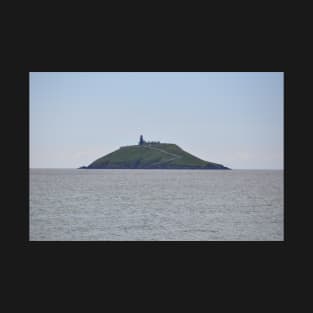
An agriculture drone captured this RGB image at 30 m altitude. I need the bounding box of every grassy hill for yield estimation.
[85,143,229,169]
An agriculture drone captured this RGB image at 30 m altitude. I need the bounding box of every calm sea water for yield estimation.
[30,169,284,241]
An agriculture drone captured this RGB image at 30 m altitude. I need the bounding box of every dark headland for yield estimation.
[79,135,230,170]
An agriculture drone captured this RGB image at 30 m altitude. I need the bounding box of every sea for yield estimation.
[30,169,284,241]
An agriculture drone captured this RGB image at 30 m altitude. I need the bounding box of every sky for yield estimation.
[30,72,284,169]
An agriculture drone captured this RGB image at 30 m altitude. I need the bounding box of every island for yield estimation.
[79,135,230,169]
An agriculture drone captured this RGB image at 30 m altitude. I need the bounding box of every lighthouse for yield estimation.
[139,135,145,145]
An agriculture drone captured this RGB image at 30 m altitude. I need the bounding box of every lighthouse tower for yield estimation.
[139,135,144,145]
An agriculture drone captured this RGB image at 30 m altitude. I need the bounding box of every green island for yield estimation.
[79,135,230,169]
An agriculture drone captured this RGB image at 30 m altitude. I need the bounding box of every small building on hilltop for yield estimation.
[138,135,160,145]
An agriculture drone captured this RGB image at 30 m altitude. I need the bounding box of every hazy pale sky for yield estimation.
[30,72,284,169]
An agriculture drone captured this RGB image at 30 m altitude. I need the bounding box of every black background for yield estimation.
[4,6,300,309]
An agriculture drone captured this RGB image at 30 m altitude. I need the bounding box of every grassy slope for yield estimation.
[88,144,226,169]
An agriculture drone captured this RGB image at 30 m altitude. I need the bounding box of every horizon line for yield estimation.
[29,167,284,170]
